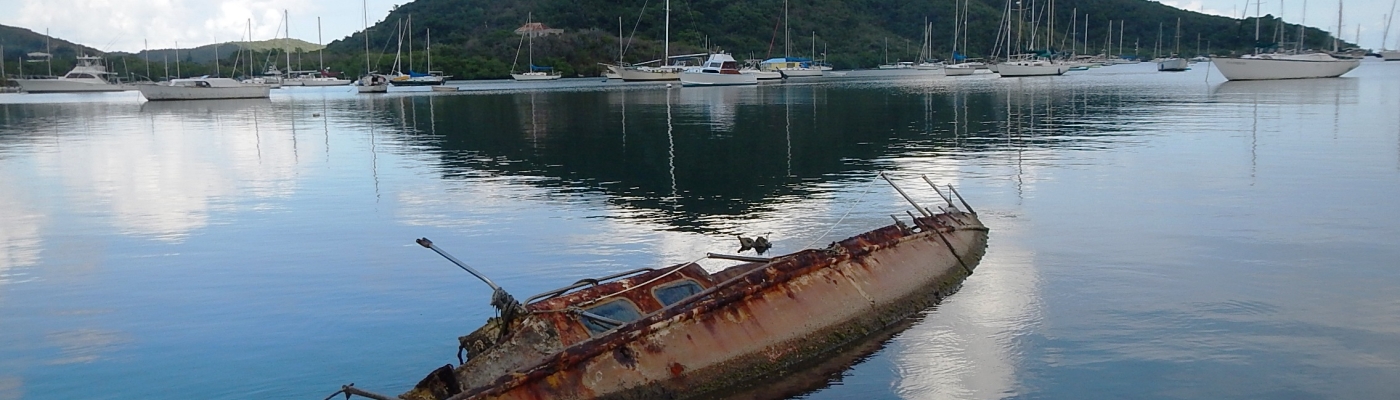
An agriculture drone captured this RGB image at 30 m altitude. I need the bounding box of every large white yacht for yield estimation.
[14,56,133,93]
[136,77,271,101]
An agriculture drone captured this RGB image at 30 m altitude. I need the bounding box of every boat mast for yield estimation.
[407,15,413,72]
[1156,22,1162,58]
[784,0,790,57]
[664,0,670,66]
[175,41,180,78]
[363,1,369,76]
[1118,20,1124,58]
[1332,0,1344,51]
[1389,0,1400,49]
[528,13,534,69]
[427,28,432,73]
[46,28,52,77]
[318,17,324,74]
[1260,0,1271,53]
[1175,18,1181,56]
[1298,0,1308,53]
[285,10,292,77]
[144,39,150,81]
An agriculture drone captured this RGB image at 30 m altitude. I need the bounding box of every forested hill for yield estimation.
[318,0,1350,79]
[1,24,104,60]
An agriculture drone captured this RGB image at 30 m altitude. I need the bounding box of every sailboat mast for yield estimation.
[1332,0,1344,51]
[784,0,790,56]
[285,9,291,76]
[1118,20,1124,58]
[1156,22,1163,58]
[363,0,370,76]
[528,13,534,68]
[1175,18,1181,56]
[427,28,432,73]
[318,17,324,73]
[1387,0,1399,50]
[665,0,670,65]
[46,28,52,76]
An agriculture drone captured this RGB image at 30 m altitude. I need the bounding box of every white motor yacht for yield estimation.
[680,53,758,87]
[1380,50,1400,61]
[1213,53,1360,81]
[14,56,133,93]
[136,77,271,101]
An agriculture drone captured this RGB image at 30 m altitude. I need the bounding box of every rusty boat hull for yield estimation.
[376,207,989,400]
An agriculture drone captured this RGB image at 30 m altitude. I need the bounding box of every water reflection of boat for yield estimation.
[331,184,989,400]
[1211,78,1359,104]
[137,97,273,113]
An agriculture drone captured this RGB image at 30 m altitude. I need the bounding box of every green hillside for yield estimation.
[2,0,1360,83]
[117,38,326,65]
[315,0,1353,79]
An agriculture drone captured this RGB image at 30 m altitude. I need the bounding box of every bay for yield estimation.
[1,62,1397,399]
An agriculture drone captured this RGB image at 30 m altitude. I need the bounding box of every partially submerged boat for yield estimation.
[329,175,990,400]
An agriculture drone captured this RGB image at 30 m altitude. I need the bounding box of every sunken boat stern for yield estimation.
[417,209,989,400]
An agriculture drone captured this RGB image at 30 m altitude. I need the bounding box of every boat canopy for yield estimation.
[529,64,553,71]
[407,71,433,77]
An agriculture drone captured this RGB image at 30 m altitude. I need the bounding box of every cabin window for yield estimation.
[580,299,642,335]
[66,73,96,79]
[652,279,703,306]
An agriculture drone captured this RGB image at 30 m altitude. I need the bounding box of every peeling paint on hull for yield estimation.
[385,210,989,400]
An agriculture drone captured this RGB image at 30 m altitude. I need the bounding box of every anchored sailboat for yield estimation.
[511,13,564,81]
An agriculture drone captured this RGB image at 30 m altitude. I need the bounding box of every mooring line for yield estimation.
[798,174,880,250]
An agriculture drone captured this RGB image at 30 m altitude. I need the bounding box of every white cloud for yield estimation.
[0,0,404,52]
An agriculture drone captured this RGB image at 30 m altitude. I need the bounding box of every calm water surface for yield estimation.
[1,62,1398,399]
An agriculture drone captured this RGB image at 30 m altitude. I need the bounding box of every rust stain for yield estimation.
[386,209,989,400]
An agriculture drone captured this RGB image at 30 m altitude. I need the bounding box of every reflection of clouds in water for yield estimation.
[875,157,1046,399]
[0,173,44,285]
[44,328,129,365]
[34,109,301,242]
[892,220,1040,399]
[0,376,21,400]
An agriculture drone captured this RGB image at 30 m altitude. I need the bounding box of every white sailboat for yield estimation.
[621,0,685,81]
[358,0,388,93]
[288,17,352,86]
[1214,0,1360,80]
[681,53,758,86]
[388,16,448,86]
[1158,18,1188,72]
[996,0,1066,77]
[944,0,978,76]
[14,55,133,93]
[511,13,563,81]
[1381,0,1400,60]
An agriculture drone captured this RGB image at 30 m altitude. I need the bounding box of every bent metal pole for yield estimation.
[881,172,932,217]
[416,237,503,292]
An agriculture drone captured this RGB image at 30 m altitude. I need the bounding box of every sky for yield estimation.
[0,0,1396,52]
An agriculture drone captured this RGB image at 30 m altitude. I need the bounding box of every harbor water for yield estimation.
[1,62,1398,399]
